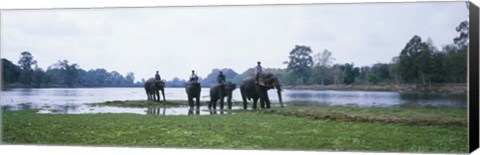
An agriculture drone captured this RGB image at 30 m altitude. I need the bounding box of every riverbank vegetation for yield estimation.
[2,106,467,153]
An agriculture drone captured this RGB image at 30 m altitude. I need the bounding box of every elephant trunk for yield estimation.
[162,89,166,103]
[276,84,284,108]
[277,89,283,108]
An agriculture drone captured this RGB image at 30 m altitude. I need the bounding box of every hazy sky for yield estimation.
[0,2,468,81]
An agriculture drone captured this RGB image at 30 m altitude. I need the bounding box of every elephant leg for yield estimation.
[252,98,258,110]
[208,99,212,109]
[188,95,194,109]
[240,88,248,110]
[195,97,200,109]
[155,91,160,102]
[212,100,217,110]
[146,92,150,101]
[264,93,271,109]
[161,89,166,103]
[227,95,233,110]
[219,97,224,110]
[259,97,266,109]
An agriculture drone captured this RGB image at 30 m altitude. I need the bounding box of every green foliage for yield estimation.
[17,51,38,85]
[1,58,21,84]
[399,35,423,83]
[285,45,314,85]
[343,63,360,85]
[368,74,381,84]
[2,108,467,152]
[17,51,37,71]
[453,21,468,47]
[2,55,138,88]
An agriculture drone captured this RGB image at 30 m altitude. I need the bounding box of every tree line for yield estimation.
[274,20,468,86]
[2,52,138,88]
[1,20,468,88]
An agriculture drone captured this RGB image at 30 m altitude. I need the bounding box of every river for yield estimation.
[0,87,467,115]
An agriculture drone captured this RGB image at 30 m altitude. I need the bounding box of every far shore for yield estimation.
[284,83,467,94]
[1,83,467,94]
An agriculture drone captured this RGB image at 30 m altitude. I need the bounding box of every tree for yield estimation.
[18,51,38,85]
[313,49,335,67]
[284,45,314,85]
[447,21,468,83]
[332,64,345,85]
[125,72,135,86]
[311,49,335,85]
[343,63,359,85]
[415,39,435,85]
[18,51,37,71]
[32,67,45,87]
[390,56,400,85]
[55,60,80,87]
[1,58,21,85]
[398,35,423,83]
[453,21,468,48]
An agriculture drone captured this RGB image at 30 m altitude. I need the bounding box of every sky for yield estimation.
[0,2,469,82]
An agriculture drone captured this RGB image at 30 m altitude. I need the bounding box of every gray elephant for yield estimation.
[240,73,283,109]
[185,81,201,109]
[144,78,166,102]
[209,82,237,110]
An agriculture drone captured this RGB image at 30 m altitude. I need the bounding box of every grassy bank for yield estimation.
[2,106,468,153]
[250,105,467,126]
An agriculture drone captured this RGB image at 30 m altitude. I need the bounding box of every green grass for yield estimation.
[2,108,468,153]
[252,104,467,126]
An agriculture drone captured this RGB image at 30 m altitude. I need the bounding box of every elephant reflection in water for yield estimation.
[209,109,225,115]
[188,109,200,115]
[146,107,166,115]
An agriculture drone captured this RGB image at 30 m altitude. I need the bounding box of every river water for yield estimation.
[0,87,467,115]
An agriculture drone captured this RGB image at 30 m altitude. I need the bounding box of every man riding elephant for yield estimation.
[155,71,161,82]
[255,61,265,86]
[190,70,199,83]
[217,71,226,85]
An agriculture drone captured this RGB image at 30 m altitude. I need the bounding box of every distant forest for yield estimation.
[1,21,468,88]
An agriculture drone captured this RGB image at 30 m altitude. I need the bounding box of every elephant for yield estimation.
[240,73,283,109]
[144,78,166,102]
[208,82,237,110]
[185,81,201,109]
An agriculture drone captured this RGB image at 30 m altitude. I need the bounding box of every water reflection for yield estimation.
[147,107,166,115]
[188,109,200,115]
[398,93,467,107]
[208,110,227,115]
